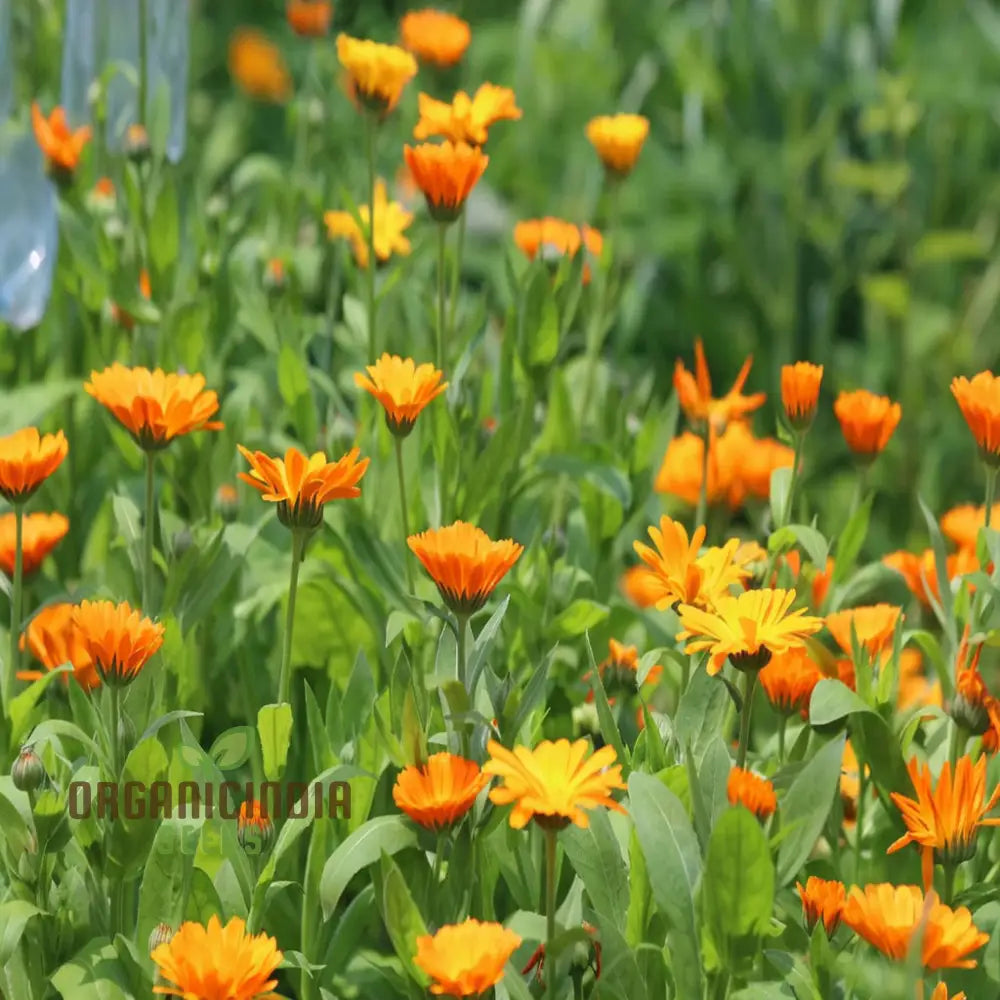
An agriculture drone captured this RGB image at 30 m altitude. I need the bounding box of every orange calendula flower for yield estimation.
[888,754,1000,890]
[593,637,662,693]
[930,985,967,1000]
[238,444,369,531]
[727,767,777,819]
[72,600,164,688]
[952,629,1000,736]
[632,516,748,611]
[407,521,522,615]
[337,34,417,114]
[619,564,663,609]
[676,588,824,675]
[31,103,91,179]
[414,84,522,146]
[585,113,649,176]
[673,338,766,434]
[841,883,988,970]
[825,604,902,659]
[85,363,223,452]
[414,919,520,996]
[952,371,1000,466]
[17,602,99,691]
[834,389,901,459]
[393,752,489,830]
[0,512,68,576]
[286,0,331,37]
[942,502,1000,549]
[324,178,413,269]
[400,9,471,67]
[759,647,823,717]
[796,877,846,936]
[0,428,68,504]
[513,217,603,283]
[781,362,824,431]
[884,549,978,609]
[483,738,626,830]
[403,141,488,223]
[354,354,448,436]
[228,28,292,103]
[151,914,282,999]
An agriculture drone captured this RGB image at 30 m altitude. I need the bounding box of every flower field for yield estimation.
[3,2,1000,999]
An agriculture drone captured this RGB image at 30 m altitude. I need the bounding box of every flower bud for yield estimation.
[949,692,991,737]
[148,922,174,953]
[124,124,151,163]
[237,800,274,855]
[12,745,45,792]
[214,483,239,523]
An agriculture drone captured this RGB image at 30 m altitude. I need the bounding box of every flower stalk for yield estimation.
[736,668,757,770]
[544,827,558,1000]
[984,465,998,530]
[7,502,24,708]
[143,450,156,612]
[394,436,414,591]
[695,423,711,532]
[364,112,378,360]
[279,529,307,705]
[436,223,448,370]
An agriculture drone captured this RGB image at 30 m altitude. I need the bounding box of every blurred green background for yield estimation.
[12,0,1000,555]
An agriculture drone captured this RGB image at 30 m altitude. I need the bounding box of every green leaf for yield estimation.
[918,496,955,640]
[561,808,629,932]
[627,772,703,999]
[377,850,430,986]
[51,940,130,999]
[257,703,293,782]
[136,819,199,969]
[208,726,256,770]
[0,900,43,966]
[674,667,729,764]
[550,599,609,639]
[149,173,179,278]
[466,595,510,695]
[832,495,873,583]
[770,467,792,529]
[529,290,559,366]
[913,229,987,265]
[585,633,629,772]
[703,807,775,970]
[776,735,845,885]
[808,679,874,726]
[785,524,829,569]
[320,815,418,920]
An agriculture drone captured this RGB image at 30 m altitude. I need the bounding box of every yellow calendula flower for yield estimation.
[337,34,417,114]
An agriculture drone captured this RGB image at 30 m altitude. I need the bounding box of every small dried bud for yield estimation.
[214,483,239,523]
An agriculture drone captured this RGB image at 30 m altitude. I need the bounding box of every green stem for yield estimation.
[365,113,378,360]
[984,465,998,529]
[942,863,956,906]
[736,669,757,770]
[431,829,446,886]
[142,450,155,612]
[137,0,148,131]
[854,768,867,882]
[544,827,558,1000]
[781,430,806,528]
[778,714,787,764]
[436,224,448,370]
[447,209,466,348]
[394,437,414,591]
[108,681,124,938]
[7,503,24,712]
[694,424,711,533]
[279,530,306,706]
[456,613,468,688]
[948,722,964,770]
[849,462,870,519]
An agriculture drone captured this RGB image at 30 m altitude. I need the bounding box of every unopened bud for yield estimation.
[949,693,991,737]
[12,745,45,792]
[214,484,239,523]
[124,123,150,163]
[237,800,274,855]
[148,922,174,953]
